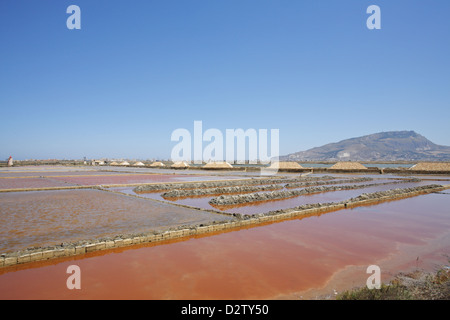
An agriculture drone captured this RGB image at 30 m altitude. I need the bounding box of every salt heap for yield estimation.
[329,161,367,170]
[268,161,304,170]
[203,161,233,169]
[171,161,190,168]
[410,162,450,171]
[150,162,166,167]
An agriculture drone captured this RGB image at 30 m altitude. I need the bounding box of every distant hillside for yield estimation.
[282,131,450,162]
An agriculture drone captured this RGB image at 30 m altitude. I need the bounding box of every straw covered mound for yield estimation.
[150,161,166,167]
[409,162,450,171]
[171,161,190,168]
[203,161,233,169]
[268,161,304,169]
[329,161,367,170]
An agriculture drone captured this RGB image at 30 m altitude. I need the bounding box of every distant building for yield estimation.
[7,156,13,167]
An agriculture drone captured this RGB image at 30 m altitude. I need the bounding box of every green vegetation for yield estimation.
[337,267,450,300]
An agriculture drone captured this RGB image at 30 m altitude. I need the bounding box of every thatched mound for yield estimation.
[203,161,233,169]
[329,162,367,170]
[268,161,304,169]
[171,161,190,168]
[409,162,450,171]
[150,161,166,167]
[133,162,145,166]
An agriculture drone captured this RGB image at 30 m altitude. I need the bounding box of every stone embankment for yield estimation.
[223,184,445,221]
[133,176,337,193]
[161,184,283,198]
[209,179,422,206]
[285,177,373,188]
[253,184,445,219]
[157,177,374,198]
[156,177,373,198]
[1,184,447,269]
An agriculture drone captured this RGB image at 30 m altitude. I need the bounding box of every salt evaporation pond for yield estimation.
[114,177,444,215]
[0,191,448,299]
[0,189,232,253]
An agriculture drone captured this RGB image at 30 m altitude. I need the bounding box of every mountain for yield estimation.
[281,131,450,162]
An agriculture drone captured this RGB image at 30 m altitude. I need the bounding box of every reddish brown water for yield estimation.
[0,192,448,299]
[0,173,244,190]
[53,173,247,186]
[0,171,132,177]
[0,177,77,189]
[49,174,194,186]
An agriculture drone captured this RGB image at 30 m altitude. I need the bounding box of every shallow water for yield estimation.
[0,177,78,189]
[0,171,246,189]
[115,178,442,215]
[1,169,448,299]
[0,189,231,253]
[49,174,207,186]
[0,192,448,299]
[0,171,132,177]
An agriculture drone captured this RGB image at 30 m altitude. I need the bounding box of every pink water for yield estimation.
[0,189,232,253]
[0,191,448,299]
[0,177,77,189]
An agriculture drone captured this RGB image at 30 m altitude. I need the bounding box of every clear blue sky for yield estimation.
[1,0,449,160]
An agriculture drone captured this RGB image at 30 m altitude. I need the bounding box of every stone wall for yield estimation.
[1,184,447,269]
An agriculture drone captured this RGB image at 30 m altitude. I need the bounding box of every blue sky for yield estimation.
[1,0,449,160]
